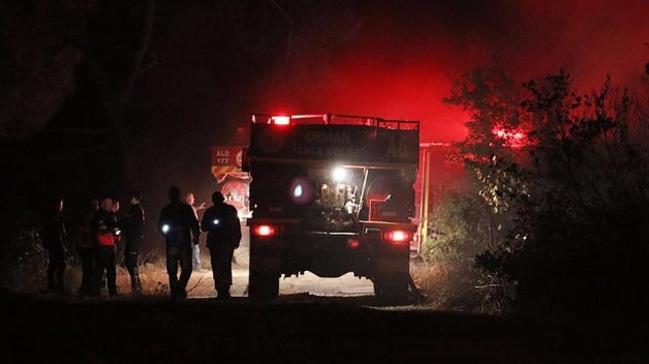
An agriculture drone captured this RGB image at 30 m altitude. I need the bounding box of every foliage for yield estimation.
[0,0,95,137]
[421,187,513,313]
[481,72,649,314]
[0,214,50,292]
[447,66,649,315]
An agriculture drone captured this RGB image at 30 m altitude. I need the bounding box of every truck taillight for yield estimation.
[271,116,291,126]
[252,224,278,237]
[347,238,360,249]
[383,230,411,245]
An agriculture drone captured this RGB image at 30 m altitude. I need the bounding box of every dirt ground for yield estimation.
[110,246,376,299]
[3,250,648,363]
[3,293,648,364]
[187,268,375,298]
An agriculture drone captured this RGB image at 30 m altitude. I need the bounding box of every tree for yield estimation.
[0,0,94,137]
[421,67,525,312]
[447,67,649,315]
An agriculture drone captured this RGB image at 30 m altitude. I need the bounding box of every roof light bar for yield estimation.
[271,116,291,125]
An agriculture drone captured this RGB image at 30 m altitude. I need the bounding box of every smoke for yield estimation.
[254,0,649,142]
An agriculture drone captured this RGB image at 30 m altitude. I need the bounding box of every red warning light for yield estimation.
[271,116,291,126]
[252,224,278,237]
[347,238,360,249]
[383,230,411,245]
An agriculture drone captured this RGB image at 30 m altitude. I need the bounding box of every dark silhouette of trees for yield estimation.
[447,67,649,315]
[0,0,93,137]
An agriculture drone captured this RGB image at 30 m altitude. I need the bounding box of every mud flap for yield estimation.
[248,239,280,301]
[248,271,279,301]
[372,272,410,304]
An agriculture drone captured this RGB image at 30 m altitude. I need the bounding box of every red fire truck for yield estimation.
[244,113,419,301]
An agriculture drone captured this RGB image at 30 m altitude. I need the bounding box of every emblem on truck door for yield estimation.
[257,129,284,154]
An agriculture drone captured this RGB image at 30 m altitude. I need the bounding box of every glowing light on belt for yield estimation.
[161,224,170,234]
[332,167,347,182]
[213,219,220,225]
[293,184,303,198]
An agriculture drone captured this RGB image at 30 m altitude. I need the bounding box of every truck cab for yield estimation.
[244,114,419,301]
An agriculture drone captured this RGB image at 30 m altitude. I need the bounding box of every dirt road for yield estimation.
[3,256,646,363]
[2,292,646,364]
[188,268,375,298]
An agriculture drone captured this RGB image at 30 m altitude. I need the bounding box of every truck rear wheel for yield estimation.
[248,272,279,301]
[373,273,409,304]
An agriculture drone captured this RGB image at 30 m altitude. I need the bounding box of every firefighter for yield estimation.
[124,190,145,294]
[201,191,241,299]
[91,198,120,297]
[77,198,98,296]
[42,197,67,294]
[112,199,124,266]
[185,192,206,272]
[159,186,200,300]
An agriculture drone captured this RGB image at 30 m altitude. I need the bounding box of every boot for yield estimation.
[216,287,231,299]
[130,276,142,294]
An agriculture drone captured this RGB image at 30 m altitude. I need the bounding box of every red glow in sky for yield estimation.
[255,1,649,143]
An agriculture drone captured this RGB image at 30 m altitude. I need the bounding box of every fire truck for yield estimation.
[244,113,419,301]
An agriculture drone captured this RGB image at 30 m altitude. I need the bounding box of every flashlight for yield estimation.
[161,224,170,234]
[114,228,121,236]
[213,219,220,225]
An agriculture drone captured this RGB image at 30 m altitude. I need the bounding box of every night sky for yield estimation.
[253,0,649,141]
[1,0,648,246]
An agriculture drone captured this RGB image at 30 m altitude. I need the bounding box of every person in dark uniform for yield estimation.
[186,192,206,272]
[201,191,241,299]
[112,199,125,266]
[42,197,67,294]
[124,190,145,294]
[77,198,98,296]
[91,198,120,297]
[159,186,199,300]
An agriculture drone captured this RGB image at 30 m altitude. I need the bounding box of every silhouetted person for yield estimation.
[124,190,145,294]
[186,192,206,272]
[159,186,199,300]
[112,199,125,266]
[42,197,67,294]
[77,198,98,296]
[91,198,120,297]
[201,191,241,299]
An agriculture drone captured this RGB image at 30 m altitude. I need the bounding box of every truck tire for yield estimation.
[248,272,279,301]
[373,273,409,304]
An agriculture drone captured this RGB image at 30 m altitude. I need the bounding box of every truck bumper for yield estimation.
[250,231,409,279]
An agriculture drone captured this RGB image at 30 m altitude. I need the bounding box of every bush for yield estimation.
[421,189,513,313]
[1,213,50,293]
[447,68,649,315]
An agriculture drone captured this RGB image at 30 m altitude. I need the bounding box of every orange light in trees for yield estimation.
[493,127,529,148]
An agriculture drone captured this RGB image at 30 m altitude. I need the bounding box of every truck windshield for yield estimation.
[250,163,414,231]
